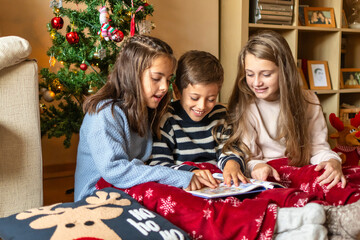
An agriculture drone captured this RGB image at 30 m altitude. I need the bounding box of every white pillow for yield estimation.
[0,36,32,71]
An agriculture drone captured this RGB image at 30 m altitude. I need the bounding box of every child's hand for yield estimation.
[185,174,217,191]
[192,169,220,187]
[315,158,346,189]
[251,163,280,181]
[223,160,249,187]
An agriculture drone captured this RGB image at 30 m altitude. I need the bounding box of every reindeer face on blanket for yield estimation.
[329,112,360,166]
[15,191,131,240]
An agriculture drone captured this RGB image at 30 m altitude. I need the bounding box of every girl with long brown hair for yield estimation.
[224,30,345,189]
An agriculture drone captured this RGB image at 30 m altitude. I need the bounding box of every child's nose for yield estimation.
[159,79,168,92]
[254,75,262,86]
[197,99,206,110]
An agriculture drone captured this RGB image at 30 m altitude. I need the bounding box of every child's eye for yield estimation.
[152,78,161,82]
[191,97,199,101]
[263,73,271,77]
[208,99,215,102]
[246,73,254,77]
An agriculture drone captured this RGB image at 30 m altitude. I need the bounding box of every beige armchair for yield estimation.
[0,36,43,217]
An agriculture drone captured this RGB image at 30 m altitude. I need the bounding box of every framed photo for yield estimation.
[304,7,336,28]
[342,10,348,28]
[340,68,360,89]
[307,60,332,90]
[297,67,308,89]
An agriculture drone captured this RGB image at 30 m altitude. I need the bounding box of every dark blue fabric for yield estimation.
[0,188,190,240]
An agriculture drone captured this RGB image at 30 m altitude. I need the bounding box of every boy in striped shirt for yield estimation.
[149,50,248,187]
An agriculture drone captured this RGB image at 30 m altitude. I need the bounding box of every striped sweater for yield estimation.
[149,100,245,173]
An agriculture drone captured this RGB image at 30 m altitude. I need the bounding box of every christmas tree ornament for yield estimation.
[80,62,88,71]
[39,103,47,114]
[88,82,94,93]
[49,54,56,67]
[66,31,79,44]
[51,16,64,30]
[137,20,152,35]
[50,0,62,9]
[98,47,106,60]
[93,48,100,59]
[98,6,124,42]
[130,4,144,36]
[50,31,56,39]
[43,90,56,102]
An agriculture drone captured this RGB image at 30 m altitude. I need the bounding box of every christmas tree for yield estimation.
[40,0,154,147]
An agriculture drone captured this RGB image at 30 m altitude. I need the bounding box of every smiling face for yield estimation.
[244,53,280,102]
[180,83,219,122]
[141,56,174,109]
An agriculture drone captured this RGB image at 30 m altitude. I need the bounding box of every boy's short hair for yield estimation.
[175,50,224,93]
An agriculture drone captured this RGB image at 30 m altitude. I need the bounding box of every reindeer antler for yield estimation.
[329,113,344,131]
[350,112,360,128]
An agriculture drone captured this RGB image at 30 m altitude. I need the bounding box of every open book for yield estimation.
[187,173,285,199]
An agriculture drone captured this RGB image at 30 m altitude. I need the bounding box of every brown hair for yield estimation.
[83,35,176,138]
[224,30,312,166]
[175,50,224,93]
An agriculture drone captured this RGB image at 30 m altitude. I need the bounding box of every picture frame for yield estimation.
[340,68,360,89]
[297,67,308,89]
[307,60,332,90]
[342,10,348,28]
[304,7,336,28]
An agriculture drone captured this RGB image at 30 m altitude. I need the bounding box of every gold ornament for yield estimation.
[43,90,56,102]
[49,55,56,67]
[39,103,47,114]
[93,50,100,59]
[51,32,56,39]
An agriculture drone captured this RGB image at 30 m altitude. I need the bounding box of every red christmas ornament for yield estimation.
[66,31,79,44]
[51,17,64,30]
[80,63,88,71]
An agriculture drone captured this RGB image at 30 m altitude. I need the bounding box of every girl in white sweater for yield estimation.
[222,30,360,239]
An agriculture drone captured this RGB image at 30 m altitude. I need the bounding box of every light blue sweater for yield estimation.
[74,101,194,201]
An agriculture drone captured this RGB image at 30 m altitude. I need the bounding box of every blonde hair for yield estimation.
[224,30,312,166]
[83,35,176,138]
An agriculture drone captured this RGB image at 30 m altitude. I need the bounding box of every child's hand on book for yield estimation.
[185,174,218,191]
[223,160,249,187]
[192,169,221,187]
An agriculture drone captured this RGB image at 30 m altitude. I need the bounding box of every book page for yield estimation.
[187,182,266,199]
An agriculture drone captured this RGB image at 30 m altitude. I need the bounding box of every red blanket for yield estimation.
[261,158,360,207]
[96,160,360,239]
